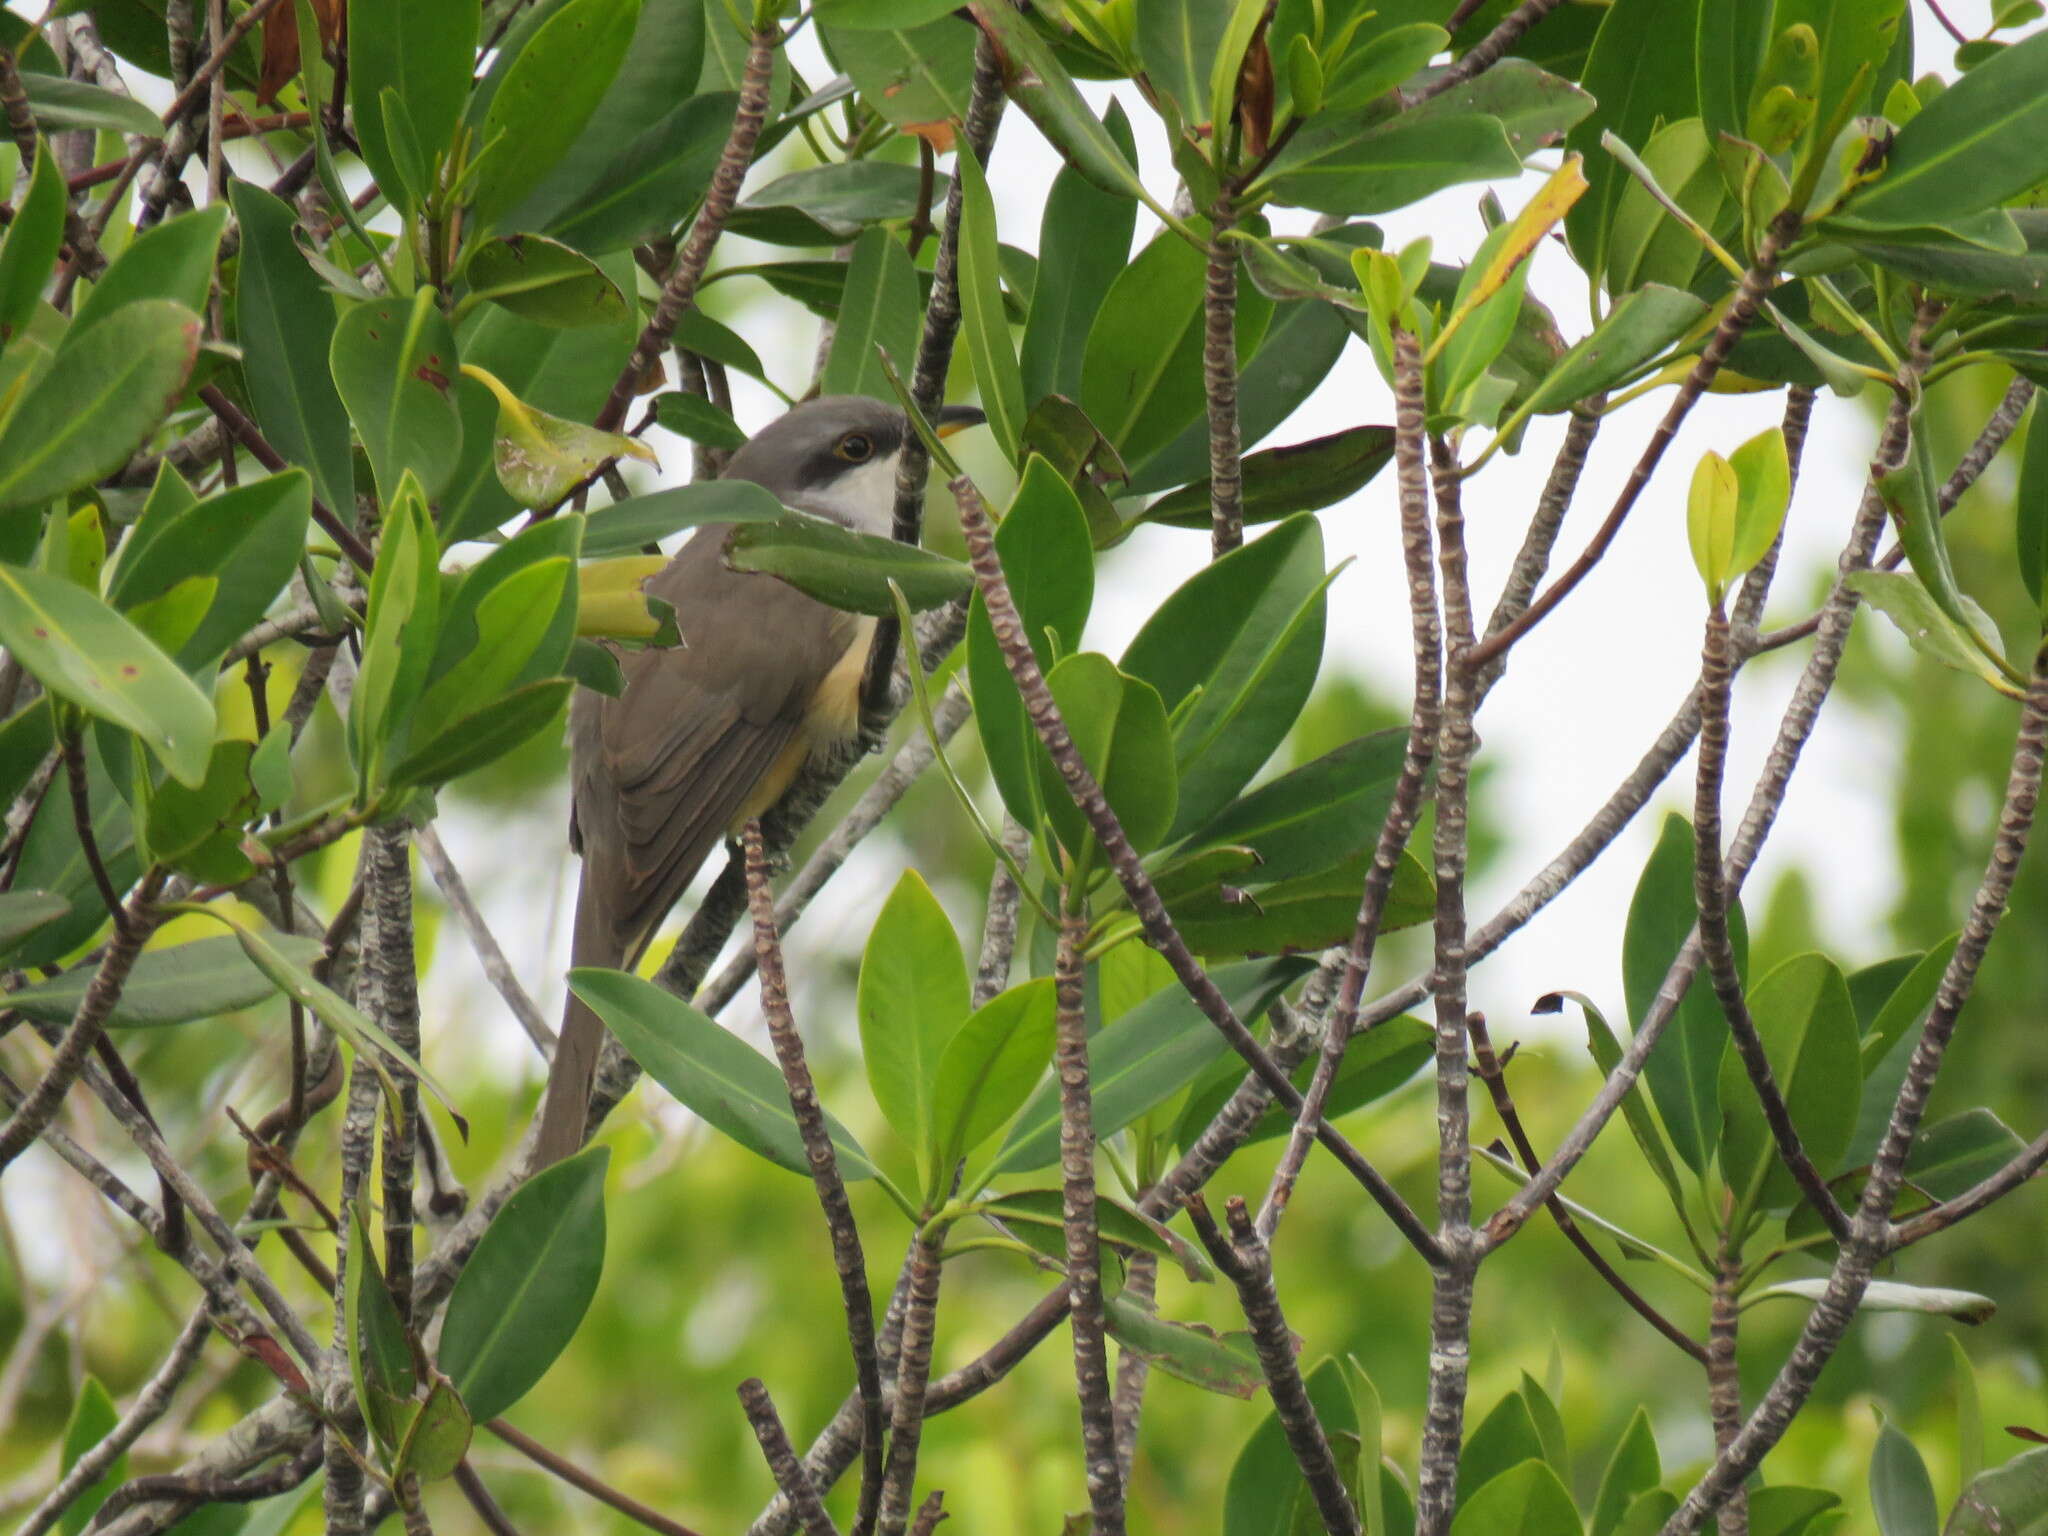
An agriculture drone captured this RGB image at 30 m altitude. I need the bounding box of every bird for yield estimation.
[532,394,985,1168]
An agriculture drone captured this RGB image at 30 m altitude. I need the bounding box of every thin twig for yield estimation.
[198,385,376,572]
[416,824,554,1058]
[1203,205,1244,559]
[484,1418,708,1536]
[875,1232,943,1536]
[743,822,885,1536]
[1705,1238,1747,1536]
[739,1380,842,1536]
[1408,0,1570,102]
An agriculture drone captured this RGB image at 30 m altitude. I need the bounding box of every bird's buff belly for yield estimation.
[730,615,876,829]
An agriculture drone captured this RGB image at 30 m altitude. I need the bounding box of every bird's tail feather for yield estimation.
[533,877,623,1167]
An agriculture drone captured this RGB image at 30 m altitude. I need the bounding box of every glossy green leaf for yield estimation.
[985,956,1308,1178]
[824,13,977,128]
[463,362,655,508]
[1172,1015,1433,1151]
[932,977,1056,1175]
[0,299,200,513]
[331,290,463,504]
[0,889,69,959]
[567,967,878,1180]
[469,0,641,235]
[1123,515,1329,838]
[987,1187,1209,1278]
[1135,0,1230,130]
[462,236,628,330]
[1591,1406,1663,1536]
[745,162,942,236]
[967,454,1095,831]
[1831,210,2048,302]
[1905,1108,2025,1202]
[1871,1418,1941,1536]
[1949,1446,2048,1536]
[0,145,64,343]
[1718,951,1860,1212]
[1837,28,2048,229]
[230,183,355,518]
[1223,1358,1361,1536]
[1606,118,1734,296]
[1520,284,1709,416]
[1021,100,1138,407]
[821,229,920,402]
[348,476,441,795]
[579,481,779,559]
[0,563,215,786]
[347,0,478,214]
[954,144,1026,462]
[1255,110,1523,216]
[143,734,289,883]
[1032,651,1177,867]
[416,518,581,732]
[1168,848,1432,955]
[818,0,960,25]
[1320,21,1448,113]
[394,1377,472,1484]
[21,73,160,137]
[440,1145,609,1421]
[57,1375,122,1536]
[723,513,973,615]
[1565,0,1704,281]
[1615,1489,1681,1536]
[2018,403,2048,617]
[1728,425,1791,578]
[542,90,736,254]
[107,470,312,673]
[1688,448,1740,598]
[387,680,573,790]
[1080,223,1272,472]
[8,933,324,1028]
[343,1201,416,1449]
[651,391,748,452]
[1845,570,2019,698]
[1450,1458,1584,1536]
[1180,729,1408,886]
[859,869,970,1168]
[1139,426,1396,534]
[72,206,226,341]
[1625,812,1746,1176]
[1547,989,1694,1227]
[1461,1391,1546,1499]
[1103,1298,1262,1397]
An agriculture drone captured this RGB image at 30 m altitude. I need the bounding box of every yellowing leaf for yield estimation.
[1687,449,1739,602]
[462,363,657,509]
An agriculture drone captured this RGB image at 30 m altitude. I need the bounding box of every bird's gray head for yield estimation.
[719,395,982,535]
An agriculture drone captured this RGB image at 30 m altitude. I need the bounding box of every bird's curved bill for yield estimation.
[934,404,986,439]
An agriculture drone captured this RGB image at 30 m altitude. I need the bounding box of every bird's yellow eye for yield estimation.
[836,432,875,462]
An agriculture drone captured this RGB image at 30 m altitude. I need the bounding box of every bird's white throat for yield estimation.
[800,447,905,537]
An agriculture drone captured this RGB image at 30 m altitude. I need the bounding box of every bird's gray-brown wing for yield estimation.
[569,524,859,961]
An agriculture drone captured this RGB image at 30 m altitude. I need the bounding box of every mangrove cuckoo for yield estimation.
[533,395,984,1167]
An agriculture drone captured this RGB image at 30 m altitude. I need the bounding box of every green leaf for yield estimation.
[745,161,943,236]
[1831,210,2048,302]
[462,362,655,508]
[1547,989,1693,1227]
[1838,28,2048,229]
[567,967,878,1180]
[331,289,464,504]
[1450,1458,1581,1536]
[723,513,974,616]
[952,143,1026,462]
[462,236,628,330]
[1591,1407,1662,1536]
[1135,0,1230,131]
[58,1375,123,1535]
[348,477,441,795]
[1167,849,1433,956]
[1844,570,2020,699]
[1123,515,1329,838]
[818,0,960,26]
[579,480,779,558]
[394,1377,472,1483]
[2019,401,2048,619]
[1625,812,1745,1176]
[143,735,288,883]
[1871,1418,1941,1536]
[230,183,355,519]
[1605,117,1735,296]
[1081,222,1273,473]
[20,73,161,137]
[541,89,736,254]
[1565,0,1703,282]
[1688,448,1740,598]
[0,144,64,343]
[1021,100,1138,406]
[72,206,226,341]
[1949,1447,2048,1536]
[1103,1297,1264,1398]
[1320,21,1448,114]
[107,470,313,673]
[651,392,748,453]
[8,932,324,1028]
[931,977,1056,1174]
[0,298,200,513]
[859,869,970,1173]
[1520,283,1709,416]
[1728,425,1791,579]
[1033,652,1178,867]
[1180,729,1410,886]
[346,0,478,215]
[440,1145,609,1421]
[1905,1108,2025,1202]
[1224,1358,1361,1536]
[388,679,573,790]
[967,454,1095,831]
[1139,426,1396,534]
[0,889,69,959]
[1718,951,1860,1213]
[1953,1336,1985,1488]
[1461,1391,1546,1499]
[343,1201,416,1449]
[986,1187,1209,1278]
[823,13,977,129]
[821,228,921,402]
[416,517,580,730]
[1752,1278,1995,1324]
[1255,110,1523,216]
[1615,1489,1681,1536]
[6,732,137,967]
[469,0,641,235]
[0,564,215,787]
[986,956,1308,1178]
[1172,1015,1433,1151]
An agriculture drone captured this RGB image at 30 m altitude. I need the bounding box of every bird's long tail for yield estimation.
[532,876,623,1168]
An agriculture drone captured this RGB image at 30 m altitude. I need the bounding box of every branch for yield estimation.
[1705,1239,1748,1536]
[593,26,779,433]
[743,822,885,1536]
[1407,0,1570,103]
[973,816,1030,1009]
[484,1418,707,1536]
[1203,206,1244,559]
[87,1438,321,1533]
[198,385,376,572]
[1887,1123,2048,1246]
[953,471,1443,1265]
[1475,405,1599,697]
[1054,906,1125,1535]
[875,1232,943,1536]
[1191,1198,1358,1536]
[738,1380,842,1536]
